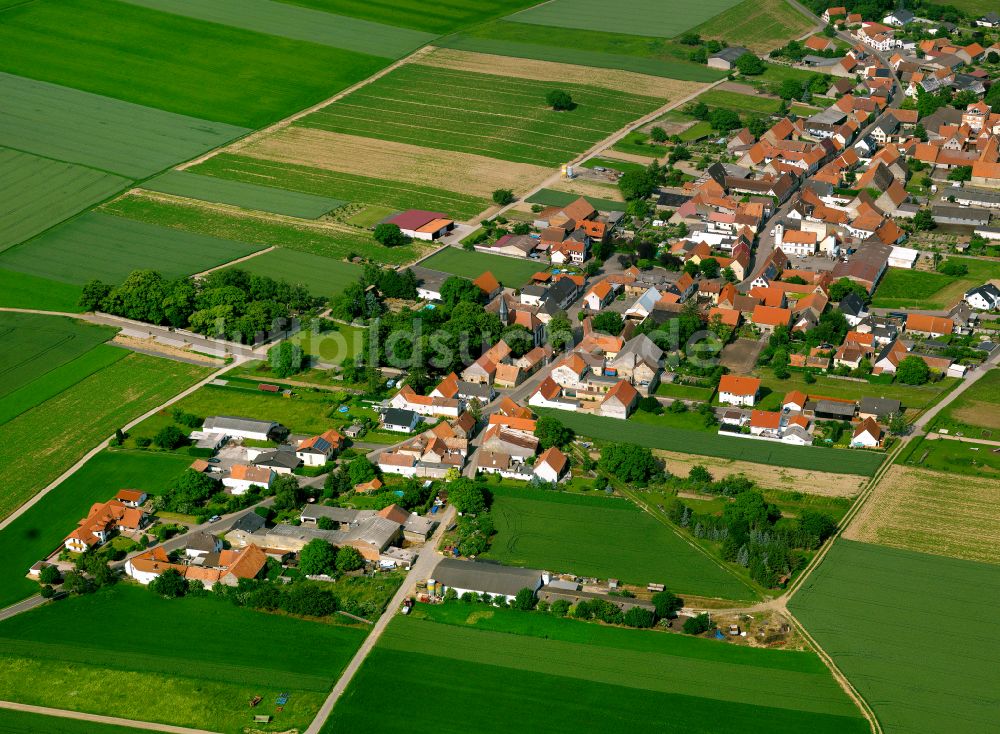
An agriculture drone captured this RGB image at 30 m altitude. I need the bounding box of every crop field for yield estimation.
[220,248,360,299]
[688,0,814,52]
[0,451,192,608]
[508,0,742,38]
[525,188,626,211]
[931,369,1000,433]
[790,540,1000,734]
[845,465,1000,563]
[0,0,387,129]
[277,0,536,34]
[0,270,84,312]
[538,409,885,475]
[143,170,345,219]
[419,248,541,286]
[484,486,754,599]
[0,354,209,521]
[0,586,366,732]
[0,72,248,179]
[192,152,491,220]
[120,0,434,57]
[0,148,129,252]
[326,614,868,734]
[102,193,416,266]
[873,258,1000,309]
[297,64,665,167]
[0,708,152,734]
[0,313,115,399]
[0,212,262,285]
[697,89,782,114]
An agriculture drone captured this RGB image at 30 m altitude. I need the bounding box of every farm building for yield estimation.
[708,46,752,70]
[386,210,455,241]
[412,266,451,301]
[202,416,283,443]
[223,464,275,494]
[534,446,569,483]
[432,558,544,603]
[126,544,268,589]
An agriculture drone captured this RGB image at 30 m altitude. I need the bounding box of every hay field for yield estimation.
[845,465,1000,564]
[240,127,551,199]
[421,47,705,99]
[507,0,742,38]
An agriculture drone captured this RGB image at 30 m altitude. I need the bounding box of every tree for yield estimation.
[828,277,870,304]
[735,53,765,75]
[272,474,303,510]
[699,258,720,279]
[650,125,668,143]
[887,412,907,436]
[618,169,656,201]
[38,565,61,585]
[798,510,837,547]
[896,355,930,385]
[373,223,408,247]
[591,311,623,335]
[335,545,365,573]
[914,122,928,141]
[599,443,660,484]
[347,456,377,485]
[535,415,575,450]
[668,144,691,164]
[722,266,737,283]
[492,188,515,206]
[652,590,684,619]
[913,208,935,231]
[624,606,656,628]
[282,583,336,617]
[512,587,538,611]
[688,465,712,484]
[947,165,972,182]
[547,313,574,352]
[267,340,303,378]
[988,51,1000,64]
[708,108,742,132]
[153,425,186,450]
[938,259,968,276]
[149,568,187,598]
[448,479,488,514]
[79,279,111,311]
[546,89,573,110]
[778,78,803,100]
[687,101,710,120]
[440,276,483,307]
[683,612,714,635]
[300,538,338,576]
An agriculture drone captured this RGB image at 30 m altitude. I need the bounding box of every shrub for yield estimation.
[624,606,656,628]
[492,189,515,206]
[683,612,714,635]
[512,587,538,611]
[373,223,409,247]
[546,89,573,110]
[38,565,61,585]
[550,599,570,617]
[153,425,186,450]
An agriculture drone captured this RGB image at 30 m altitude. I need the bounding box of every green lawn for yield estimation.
[872,259,1000,309]
[655,381,716,400]
[525,188,626,212]
[484,486,754,599]
[0,354,210,521]
[790,539,1000,734]
[0,586,367,733]
[220,248,360,300]
[0,312,116,398]
[507,0,742,38]
[191,153,491,220]
[756,63,819,86]
[579,157,649,174]
[688,0,813,51]
[930,368,1000,435]
[290,322,366,362]
[0,0,388,129]
[325,613,869,734]
[0,269,85,312]
[697,89,782,114]
[0,708,154,734]
[297,64,664,167]
[897,433,1000,477]
[277,0,538,34]
[679,120,715,141]
[611,130,663,157]
[537,409,885,475]
[420,247,541,286]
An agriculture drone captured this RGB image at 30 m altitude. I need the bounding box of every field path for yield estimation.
[0,700,219,734]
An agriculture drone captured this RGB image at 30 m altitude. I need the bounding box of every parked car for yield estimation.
[208,515,221,523]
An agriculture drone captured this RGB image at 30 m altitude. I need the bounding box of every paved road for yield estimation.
[0,595,46,622]
[303,505,456,734]
[0,700,220,734]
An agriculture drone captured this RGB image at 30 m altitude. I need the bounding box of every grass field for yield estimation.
[0,72,248,180]
[326,613,868,734]
[897,432,1000,476]
[0,313,115,399]
[297,64,664,166]
[525,188,626,211]
[790,539,1000,734]
[0,586,366,732]
[845,464,1000,563]
[0,0,387,129]
[539,409,885,475]
[0,212,263,285]
[0,708,154,734]
[872,259,1000,309]
[191,153,491,220]
[0,451,192,608]
[120,0,434,57]
[0,270,84,312]
[697,89,782,114]
[0,354,209,521]
[688,0,813,52]
[931,368,1000,434]
[0,148,129,252]
[277,0,537,34]
[220,248,360,299]
[144,170,345,219]
[509,0,742,38]
[419,247,541,286]
[484,486,755,599]
[579,157,649,174]
[289,322,366,362]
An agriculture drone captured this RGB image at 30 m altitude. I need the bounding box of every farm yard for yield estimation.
[508,0,742,38]
[295,64,666,167]
[790,540,1000,734]
[419,247,541,286]
[538,409,886,475]
[845,465,1000,564]
[219,248,360,299]
[0,586,366,733]
[325,613,869,734]
[483,486,755,599]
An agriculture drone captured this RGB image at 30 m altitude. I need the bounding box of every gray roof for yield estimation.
[185,532,220,552]
[859,397,901,416]
[932,205,990,224]
[227,511,266,534]
[411,266,451,293]
[711,46,751,63]
[301,506,376,525]
[890,9,914,21]
[253,450,301,470]
[203,416,278,434]
[839,292,867,317]
[967,283,1000,300]
[404,514,436,536]
[610,333,663,370]
[807,399,856,417]
[432,558,542,597]
[341,516,402,549]
[383,408,419,428]
[956,188,1000,206]
[457,381,493,400]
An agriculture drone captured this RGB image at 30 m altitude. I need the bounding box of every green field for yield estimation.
[0,586,366,732]
[579,157,649,174]
[0,212,262,285]
[326,613,868,734]
[688,0,813,51]
[0,148,129,252]
[0,72,248,179]
[0,0,387,129]
[120,0,434,57]
[0,708,154,734]
[419,247,541,286]
[525,188,626,212]
[220,248,360,299]
[143,170,345,219]
[290,322,366,363]
[697,89,782,114]
[538,409,885,475]
[298,64,664,166]
[0,270,85,313]
[930,369,1000,435]
[191,153,491,220]
[484,486,754,599]
[278,0,536,33]
[0,451,192,609]
[0,313,116,398]
[872,259,1000,310]
[897,433,1000,476]
[791,540,1000,734]
[0,354,209,521]
[509,0,741,38]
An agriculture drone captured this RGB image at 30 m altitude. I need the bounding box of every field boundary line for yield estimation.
[0,700,221,734]
[191,245,276,278]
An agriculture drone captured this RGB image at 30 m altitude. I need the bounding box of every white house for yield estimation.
[223,464,274,495]
[528,377,580,412]
[851,418,883,447]
[533,447,569,483]
[583,280,616,311]
[202,416,279,442]
[888,246,919,269]
[432,558,544,603]
[296,429,343,466]
[718,375,761,407]
[965,283,1000,310]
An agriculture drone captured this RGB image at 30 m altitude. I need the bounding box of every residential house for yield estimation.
[534,446,569,483]
[599,380,639,420]
[390,384,461,418]
[851,417,884,447]
[473,271,502,301]
[126,544,268,589]
[751,305,792,335]
[64,499,147,553]
[858,397,902,421]
[381,408,421,433]
[718,375,761,407]
[114,490,147,509]
[296,429,343,466]
[905,314,954,338]
[607,334,663,396]
[966,283,1000,311]
[528,377,580,412]
[583,280,617,311]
